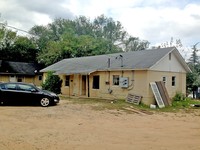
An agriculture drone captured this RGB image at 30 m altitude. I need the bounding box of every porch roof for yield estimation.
[56,69,96,75]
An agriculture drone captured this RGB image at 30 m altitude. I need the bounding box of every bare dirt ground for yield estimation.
[0,99,200,150]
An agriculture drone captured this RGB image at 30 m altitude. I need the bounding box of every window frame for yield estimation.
[65,75,70,87]
[17,76,24,82]
[172,76,176,86]
[162,76,166,84]
[93,75,100,89]
[113,75,119,86]
[169,53,171,60]
[38,75,43,81]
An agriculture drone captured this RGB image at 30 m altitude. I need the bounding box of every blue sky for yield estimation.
[0,0,200,58]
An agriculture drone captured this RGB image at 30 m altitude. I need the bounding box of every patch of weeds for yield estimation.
[171,92,200,109]
[160,92,200,112]
[60,94,200,113]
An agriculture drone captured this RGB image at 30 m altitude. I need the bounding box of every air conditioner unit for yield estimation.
[119,77,129,88]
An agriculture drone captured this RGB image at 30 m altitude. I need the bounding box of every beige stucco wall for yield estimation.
[58,69,186,105]
[0,75,42,86]
[152,52,186,72]
[89,70,149,100]
[0,75,9,82]
[59,74,74,96]
[33,75,43,86]
[146,70,186,104]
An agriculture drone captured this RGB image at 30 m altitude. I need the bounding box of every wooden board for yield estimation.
[155,81,171,106]
[150,82,165,108]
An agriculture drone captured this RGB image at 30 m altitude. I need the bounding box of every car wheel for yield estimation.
[40,98,50,107]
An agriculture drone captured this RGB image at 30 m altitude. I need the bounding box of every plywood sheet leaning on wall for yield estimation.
[155,81,171,106]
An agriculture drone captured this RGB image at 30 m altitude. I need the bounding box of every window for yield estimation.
[17,76,24,82]
[172,76,176,86]
[65,76,70,86]
[162,77,166,84]
[169,53,171,60]
[113,75,119,85]
[38,75,43,81]
[93,76,99,89]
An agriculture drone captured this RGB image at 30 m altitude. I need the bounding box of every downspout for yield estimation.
[69,77,70,97]
[107,58,112,94]
[128,70,134,90]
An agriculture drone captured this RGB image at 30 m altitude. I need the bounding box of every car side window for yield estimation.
[5,84,17,90]
[18,84,35,92]
[0,84,5,89]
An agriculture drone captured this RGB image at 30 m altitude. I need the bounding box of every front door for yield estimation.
[82,75,86,96]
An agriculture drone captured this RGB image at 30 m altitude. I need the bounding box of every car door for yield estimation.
[0,84,6,103]
[1,83,19,104]
[17,84,41,105]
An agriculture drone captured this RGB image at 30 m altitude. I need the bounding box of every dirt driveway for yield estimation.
[0,99,200,150]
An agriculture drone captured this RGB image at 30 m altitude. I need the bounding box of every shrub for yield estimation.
[172,92,186,101]
[171,92,192,108]
[42,71,62,94]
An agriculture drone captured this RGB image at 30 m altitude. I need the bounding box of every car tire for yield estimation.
[40,97,50,107]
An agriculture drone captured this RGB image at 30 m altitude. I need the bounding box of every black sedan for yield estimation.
[0,82,59,107]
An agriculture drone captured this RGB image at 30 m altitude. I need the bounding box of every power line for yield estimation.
[0,22,36,36]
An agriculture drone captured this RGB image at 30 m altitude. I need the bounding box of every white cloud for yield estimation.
[113,3,200,47]
[0,0,200,52]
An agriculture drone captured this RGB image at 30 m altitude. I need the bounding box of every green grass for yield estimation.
[172,98,200,108]
[60,96,155,114]
[60,95,200,113]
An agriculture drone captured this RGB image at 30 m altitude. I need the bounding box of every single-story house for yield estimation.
[40,47,191,105]
[0,60,43,86]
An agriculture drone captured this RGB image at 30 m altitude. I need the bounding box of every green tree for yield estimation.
[0,27,17,60]
[29,25,51,51]
[188,42,200,68]
[30,15,149,66]
[37,32,75,66]
[124,37,149,52]
[0,23,38,62]
[12,36,38,62]
[42,71,62,94]
[187,42,200,98]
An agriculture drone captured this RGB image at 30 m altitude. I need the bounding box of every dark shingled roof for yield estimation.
[40,47,191,74]
[0,61,43,75]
